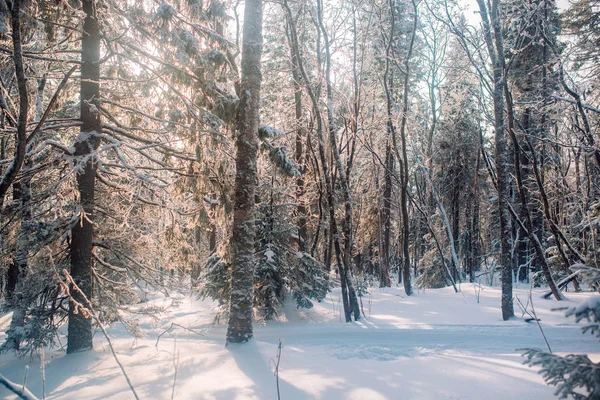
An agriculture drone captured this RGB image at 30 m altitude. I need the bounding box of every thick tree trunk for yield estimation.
[68,0,102,354]
[226,0,262,344]
[209,197,217,254]
[476,0,514,319]
[381,24,395,289]
[451,184,460,281]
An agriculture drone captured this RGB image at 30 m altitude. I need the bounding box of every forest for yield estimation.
[0,0,599,398]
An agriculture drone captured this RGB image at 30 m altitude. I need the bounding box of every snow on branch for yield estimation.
[261,141,301,177]
[0,373,39,400]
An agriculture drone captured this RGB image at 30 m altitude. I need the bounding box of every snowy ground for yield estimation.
[1,283,599,399]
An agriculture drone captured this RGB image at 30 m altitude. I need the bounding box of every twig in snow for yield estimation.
[40,347,46,400]
[359,294,366,319]
[22,366,28,393]
[516,273,552,353]
[60,269,141,400]
[0,372,39,400]
[516,296,535,320]
[474,282,482,304]
[528,281,552,354]
[155,322,206,348]
[171,337,179,400]
[269,338,283,400]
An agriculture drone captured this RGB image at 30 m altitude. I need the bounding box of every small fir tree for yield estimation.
[523,266,600,399]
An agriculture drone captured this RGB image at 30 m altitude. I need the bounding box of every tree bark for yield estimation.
[68,0,102,353]
[0,0,28,209]
[381,142,393,287]
[283,0,354,322]
[226,0,263,344]
[290,23,308,254]
[470,152,481,282]
[390,0,418,295]
[317,0,360,320]
[503,91,563,300]
[476,0,514,319]
[381,7,396,289]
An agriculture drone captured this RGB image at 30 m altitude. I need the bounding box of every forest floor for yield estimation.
[1,282,599,399]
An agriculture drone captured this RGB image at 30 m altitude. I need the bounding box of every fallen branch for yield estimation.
[0,372,39,400]
[155,322,206,348]
[541,270,581,299]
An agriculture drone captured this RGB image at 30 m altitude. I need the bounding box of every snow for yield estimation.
[567,295,600,317]
[1,284,599,399]
[264,248,275,263]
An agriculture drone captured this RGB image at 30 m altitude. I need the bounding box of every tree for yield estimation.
[391,0,417,295]
[0,0,28,208]
[523,267,600,398]
[226,0,263,344]
[476,0,514,320]
[67,0,102,354]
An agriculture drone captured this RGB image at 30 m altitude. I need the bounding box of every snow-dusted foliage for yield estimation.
[199,180,329,320]
[153,3,176,24]
[254,242,285,320]
[523,270,600,399]
[258,125,284,140]
[198,253,231,307]
[254,178,329,319]
[0,0,233,355]
[1,268,64,355]
[289,252,329,309]
[261,141,301,177]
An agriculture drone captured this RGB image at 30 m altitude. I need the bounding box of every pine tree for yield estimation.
[67,0,101,354]
[226,0,263,344]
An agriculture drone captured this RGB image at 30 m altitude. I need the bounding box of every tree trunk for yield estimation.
[226,0,263,344]
[316,0,360,320]
[7,75,46,349]
[390,0,418,296]
[470,152,481,282]
[283,0,354,322]
[0,0,28,209]
[381,142,393,287]
[476,0,514,319]
[290,28,308,254]
[67,0,102,354]
[5,180,30,350]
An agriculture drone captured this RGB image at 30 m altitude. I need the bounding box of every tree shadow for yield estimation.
[228,340,310,400]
